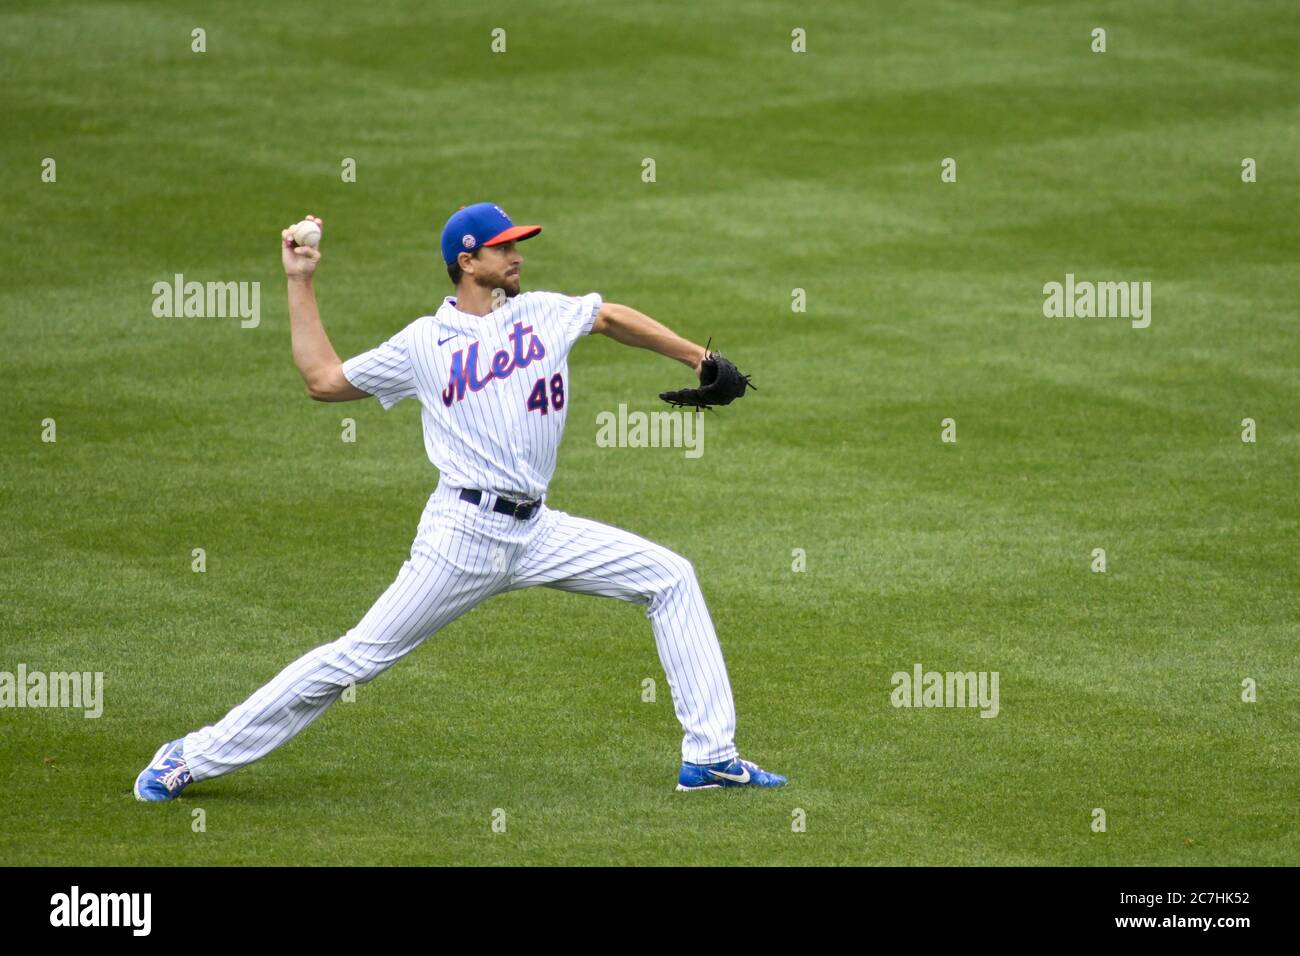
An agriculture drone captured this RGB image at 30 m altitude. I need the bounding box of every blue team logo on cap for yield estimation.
[462,234,476,249]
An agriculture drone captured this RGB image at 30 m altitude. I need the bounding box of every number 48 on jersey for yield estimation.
[527,374,565,415]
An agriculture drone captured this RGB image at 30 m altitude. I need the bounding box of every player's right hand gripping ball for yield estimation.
[659,350,755,408]
[292,219,321,248]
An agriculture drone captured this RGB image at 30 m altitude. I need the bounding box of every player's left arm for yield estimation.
[590,302,707,377]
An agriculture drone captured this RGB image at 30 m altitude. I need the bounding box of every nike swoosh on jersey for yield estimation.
[708,765,751,783]
[437,334,458,345]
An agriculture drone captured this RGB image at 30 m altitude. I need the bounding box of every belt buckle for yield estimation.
[488,491,540,520]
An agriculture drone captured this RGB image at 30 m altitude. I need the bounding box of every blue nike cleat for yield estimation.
[133,739,194,802]
[676,756,787,791]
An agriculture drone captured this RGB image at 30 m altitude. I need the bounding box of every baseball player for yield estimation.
[134,203,785,800]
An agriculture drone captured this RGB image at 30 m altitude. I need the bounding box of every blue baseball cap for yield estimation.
[440,202,542,266]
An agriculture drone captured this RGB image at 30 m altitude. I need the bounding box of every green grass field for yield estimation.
[2,0,1296,866]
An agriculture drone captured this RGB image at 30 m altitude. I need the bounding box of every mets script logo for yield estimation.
[442,322,547,406]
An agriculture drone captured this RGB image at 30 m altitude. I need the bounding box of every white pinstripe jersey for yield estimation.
[341,291,603,500]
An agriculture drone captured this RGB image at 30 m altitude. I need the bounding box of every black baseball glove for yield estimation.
[659,345,755,409]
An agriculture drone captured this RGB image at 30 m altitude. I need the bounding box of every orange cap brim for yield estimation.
[484,224,542,246]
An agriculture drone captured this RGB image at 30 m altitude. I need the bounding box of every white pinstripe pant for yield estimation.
[182,481,738,780]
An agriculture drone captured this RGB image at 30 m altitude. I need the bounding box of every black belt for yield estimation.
[458,488,542,521]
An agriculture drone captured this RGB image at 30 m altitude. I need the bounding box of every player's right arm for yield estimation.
[281,217,369,403]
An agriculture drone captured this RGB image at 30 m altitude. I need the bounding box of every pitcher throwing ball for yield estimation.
[134,203,785,800]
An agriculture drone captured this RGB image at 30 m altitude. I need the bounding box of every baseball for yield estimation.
[292,219,321,248]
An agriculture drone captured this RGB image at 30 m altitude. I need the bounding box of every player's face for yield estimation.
[473,242,523,298]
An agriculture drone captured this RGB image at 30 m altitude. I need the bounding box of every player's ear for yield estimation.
[457,250,477,275]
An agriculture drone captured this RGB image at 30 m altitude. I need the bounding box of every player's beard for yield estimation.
[475,271,520,299]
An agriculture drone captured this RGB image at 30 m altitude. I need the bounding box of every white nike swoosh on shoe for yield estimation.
[708,765,751,783]
[147,742,172,769]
